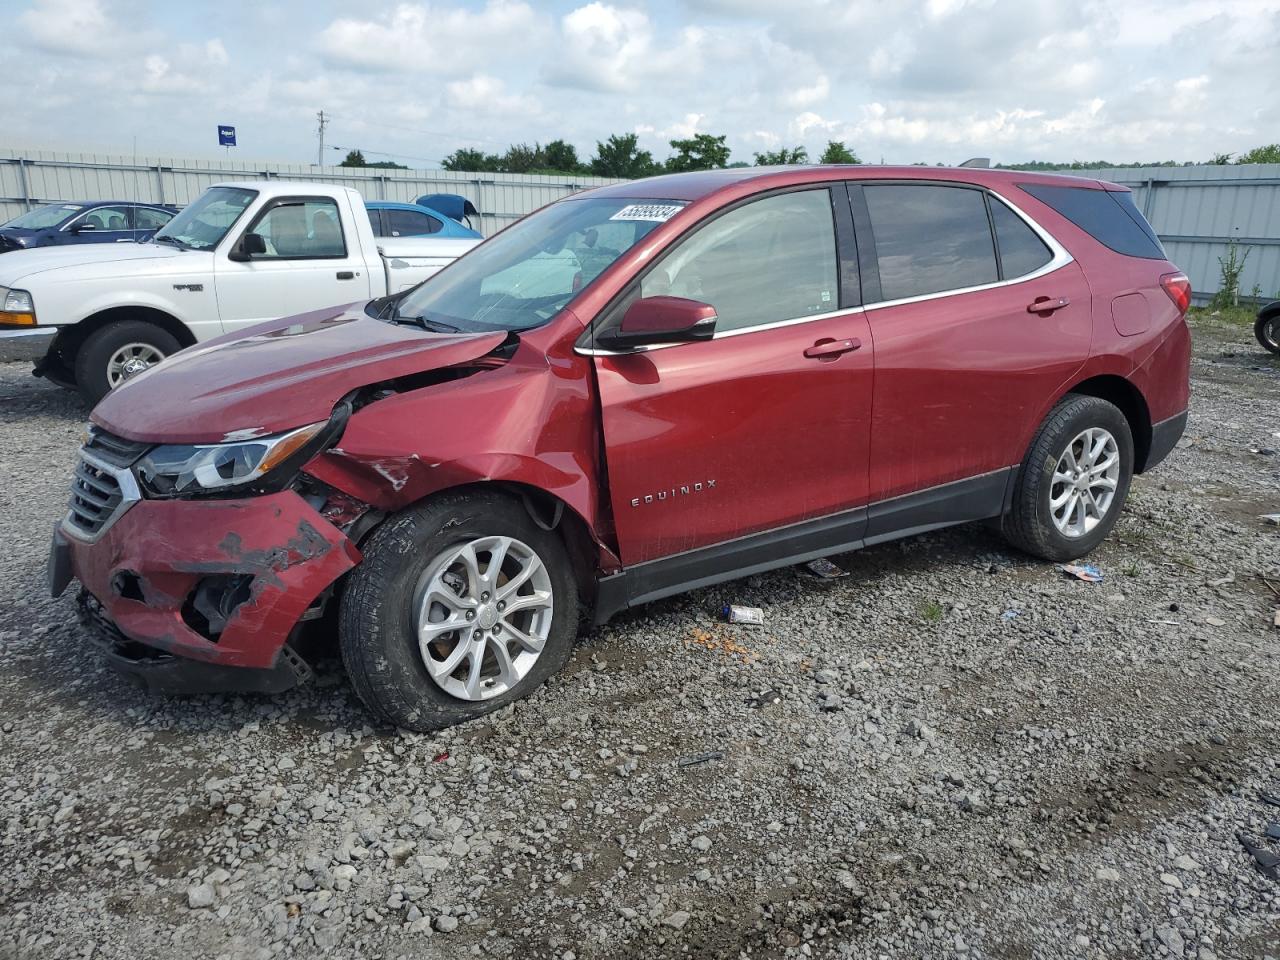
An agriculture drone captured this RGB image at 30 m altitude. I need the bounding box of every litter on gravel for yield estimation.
[1059,563,1104,582]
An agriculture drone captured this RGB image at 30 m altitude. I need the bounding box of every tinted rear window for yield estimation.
[1020,184,1165,260]
[864,184,998,301]
[990,198,1052,278]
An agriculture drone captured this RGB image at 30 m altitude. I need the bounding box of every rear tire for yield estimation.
[339,491,579,731]
[1002,395,1134,562]
[74,320,180,405]
[1256,313,1280,355]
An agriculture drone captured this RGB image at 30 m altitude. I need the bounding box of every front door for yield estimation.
[62,205,135,245]
[213,194,373,333]
[592,187,874,566]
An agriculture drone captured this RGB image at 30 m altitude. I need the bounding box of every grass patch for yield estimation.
[1188,305,1256,328]
[921,600,944,622]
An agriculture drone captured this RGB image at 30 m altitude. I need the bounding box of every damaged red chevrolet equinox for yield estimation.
[50,166,1191,730]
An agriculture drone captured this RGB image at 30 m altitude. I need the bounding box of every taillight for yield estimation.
[1160,272,1191,315]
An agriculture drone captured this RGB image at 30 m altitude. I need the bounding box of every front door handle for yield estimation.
[1027,296,1070,314]
[336,270,356,280]
[804,337,861,361]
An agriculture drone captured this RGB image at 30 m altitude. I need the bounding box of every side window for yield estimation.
[134,207,174,230]
[249,198,346,258]
[989,198,1052,279]
[386,209,442,236]
[864,185,998,301]
[1019,184,1165,260]
[639,189,838,333]
[75,206,131,232]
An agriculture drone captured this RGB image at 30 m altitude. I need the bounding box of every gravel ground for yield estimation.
[1,315,1278,960]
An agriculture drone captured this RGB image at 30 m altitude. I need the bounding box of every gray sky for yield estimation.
[9,0,1278,168]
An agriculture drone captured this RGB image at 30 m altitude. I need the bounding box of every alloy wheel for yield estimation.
[1049,427,1120,538]
[106,342,166,386]
[414,536,554,701]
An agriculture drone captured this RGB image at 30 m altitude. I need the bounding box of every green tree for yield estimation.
[666,133,731,172]
[753,146,808,165]
[339,149,366,167]
[501,142,544,174]
[442,148,501,172]
[540,139,584,174]
[589,133,659,179]
[1237,143,1280,164]
[818,141,861,164]
[1208,152,1234,165]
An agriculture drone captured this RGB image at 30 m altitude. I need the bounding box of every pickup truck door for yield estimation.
[213,193,373,332]
[591,186,873,567]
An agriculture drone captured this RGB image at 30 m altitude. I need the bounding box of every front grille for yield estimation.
[84,429,150,468]
[68,456,125,536]
[65,429,148,539]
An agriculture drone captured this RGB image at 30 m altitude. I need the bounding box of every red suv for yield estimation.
[50,166,1191,730]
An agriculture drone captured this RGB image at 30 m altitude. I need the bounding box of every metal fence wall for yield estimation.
[1068,163,1280,304]
[0,148,623,237]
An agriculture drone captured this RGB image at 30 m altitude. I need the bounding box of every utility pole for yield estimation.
[316,110,329,167]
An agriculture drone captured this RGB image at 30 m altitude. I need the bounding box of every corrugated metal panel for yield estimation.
[1065,163,1280,301]
[0,147,623,237]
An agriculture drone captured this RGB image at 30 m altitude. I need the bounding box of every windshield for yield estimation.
[393,197,686,332]
[3,203,82,230]
[153,187,256,250]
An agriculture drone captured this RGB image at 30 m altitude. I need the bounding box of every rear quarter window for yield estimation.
[1019,184,1165,260]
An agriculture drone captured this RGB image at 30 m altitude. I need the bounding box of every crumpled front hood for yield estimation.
[92,304,508,444]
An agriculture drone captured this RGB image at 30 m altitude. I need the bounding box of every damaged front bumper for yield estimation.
[49,491,361,692]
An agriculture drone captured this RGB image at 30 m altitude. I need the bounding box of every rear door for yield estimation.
[213,194,373,332]
[854,181,1092,512]
[132,205,174,241]
[591,186,874,565]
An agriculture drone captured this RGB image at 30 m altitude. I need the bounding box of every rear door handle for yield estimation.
[1027,297,1069,314]
[804,337,861,360]
[336,270,355,280]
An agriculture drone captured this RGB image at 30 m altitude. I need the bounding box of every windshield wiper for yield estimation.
[152,235,187,249]
[394,313,460,334]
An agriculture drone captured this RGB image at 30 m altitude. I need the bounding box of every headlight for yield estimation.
[0,286,35,326]
[136,421,328,495]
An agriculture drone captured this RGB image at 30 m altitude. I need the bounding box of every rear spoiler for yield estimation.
[415,194,479,225]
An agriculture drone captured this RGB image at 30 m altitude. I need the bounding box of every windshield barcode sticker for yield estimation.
[610,204,683,223]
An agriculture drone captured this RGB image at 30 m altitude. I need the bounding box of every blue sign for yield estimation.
[218,125,236,147]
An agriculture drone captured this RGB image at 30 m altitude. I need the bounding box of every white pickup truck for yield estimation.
[0,181,482,402]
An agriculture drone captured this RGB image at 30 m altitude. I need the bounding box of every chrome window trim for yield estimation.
[60,205,132,233]
[574,186,1073,357]
[61,450,142,544]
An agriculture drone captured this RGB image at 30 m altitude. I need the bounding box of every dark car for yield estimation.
[51,166,1191,731]
[0,201,178,252]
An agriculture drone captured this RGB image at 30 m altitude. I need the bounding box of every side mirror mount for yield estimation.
[69,222,96,234]
[598,296,718,349]
[228,232,267,262]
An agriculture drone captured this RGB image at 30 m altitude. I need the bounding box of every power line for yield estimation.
[328,144,444,168]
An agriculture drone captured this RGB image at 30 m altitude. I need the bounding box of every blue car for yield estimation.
[364,195,482,240]
[0,200,178,253]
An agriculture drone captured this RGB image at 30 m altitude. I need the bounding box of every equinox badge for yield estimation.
[630,480,716,508]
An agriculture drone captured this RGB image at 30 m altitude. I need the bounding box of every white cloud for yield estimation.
[544,3,710,93]
[19,0,113,55]
[319,1,545,74]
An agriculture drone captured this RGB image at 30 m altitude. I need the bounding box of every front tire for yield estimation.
[75,320,180,405]
[339,491,580,731]
[1002,395,1134,562]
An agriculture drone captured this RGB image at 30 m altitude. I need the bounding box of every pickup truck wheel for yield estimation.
[75,320,180,405]
[339,491,579,731]
[1001,394,1134,562]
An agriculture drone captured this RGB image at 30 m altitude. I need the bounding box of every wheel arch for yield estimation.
[51,305,197,360]
[361,479,611,618]
[1063,374,1153,472]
